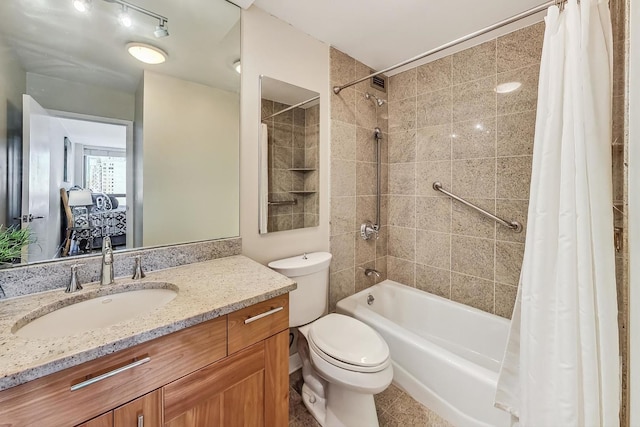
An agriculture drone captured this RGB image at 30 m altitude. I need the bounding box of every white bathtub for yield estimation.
[336,280,511,427]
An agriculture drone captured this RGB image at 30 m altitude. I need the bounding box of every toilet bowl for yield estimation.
[268,252,393,427]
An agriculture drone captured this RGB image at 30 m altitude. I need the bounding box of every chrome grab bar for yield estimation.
[244,307,284,324]
[432,182,523,233]
[70,357,151,391]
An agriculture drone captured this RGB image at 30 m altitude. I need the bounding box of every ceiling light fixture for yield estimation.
[154,19,169,38]
[233,60,241,74]
[118,5,132,27]
[73,0,169,37]
[127,42,167,64]
[73,0,91,12]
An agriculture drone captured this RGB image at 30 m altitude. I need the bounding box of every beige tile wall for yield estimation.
[262,100,319,232]
[328,48,389,311]
[384,22,544,318]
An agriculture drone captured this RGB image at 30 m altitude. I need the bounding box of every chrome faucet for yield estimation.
[100,236,115,285]
[66,263,85,293]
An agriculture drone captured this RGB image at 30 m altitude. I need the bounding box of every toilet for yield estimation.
[269,252,393,427]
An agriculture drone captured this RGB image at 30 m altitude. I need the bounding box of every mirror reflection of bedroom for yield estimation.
[0,0,240,267]
[14,101,132,263]
[58,117,130,259]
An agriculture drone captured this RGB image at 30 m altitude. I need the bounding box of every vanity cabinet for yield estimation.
[0,294,290,427]
[77,413,112,427]
[78,390,162,427]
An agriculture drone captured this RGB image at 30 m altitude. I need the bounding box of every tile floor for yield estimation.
[288,370,453,427]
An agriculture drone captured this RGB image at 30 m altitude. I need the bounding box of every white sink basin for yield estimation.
[14,287,178,339]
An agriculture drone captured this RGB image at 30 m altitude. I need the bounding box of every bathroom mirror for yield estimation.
[259,76,320,234]
[0,0,240,266]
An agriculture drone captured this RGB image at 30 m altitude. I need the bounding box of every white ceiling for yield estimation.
[253,0,547,76]
[59,118,126,149]
[0,0,241,93]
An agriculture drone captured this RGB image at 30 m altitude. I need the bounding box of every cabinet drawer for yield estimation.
[0,317,226,427]
[228,294,289,354]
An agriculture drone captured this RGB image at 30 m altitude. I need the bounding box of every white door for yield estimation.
[22,95,65,262]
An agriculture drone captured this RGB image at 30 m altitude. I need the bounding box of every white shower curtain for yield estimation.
[495,0,620,426]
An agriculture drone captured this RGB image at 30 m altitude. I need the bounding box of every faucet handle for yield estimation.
[132,255,146,280]
[66,263,85,293]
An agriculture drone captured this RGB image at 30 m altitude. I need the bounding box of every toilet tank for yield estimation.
[268,252,332,327]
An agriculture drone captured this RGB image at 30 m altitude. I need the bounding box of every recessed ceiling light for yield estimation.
[127,43,167,64]
[73,0,91,12]
[233,60,241,74]
[495,81,522,94]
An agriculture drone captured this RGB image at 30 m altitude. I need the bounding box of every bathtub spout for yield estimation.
[364,268,380,278]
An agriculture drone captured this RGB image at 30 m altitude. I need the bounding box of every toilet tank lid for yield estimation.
[268,252,332,277]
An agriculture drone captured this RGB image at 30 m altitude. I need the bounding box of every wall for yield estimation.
[141,71,239,247]
[26,73,134,121]
[0,34,26,228]
[328,48,389,311]
[382,23,543,317]
[240,6,330,265]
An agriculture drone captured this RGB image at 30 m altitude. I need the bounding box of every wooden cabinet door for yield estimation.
[114,389,162,427]
[164,341,266,427]
[264,331,289,427]
[76,411,113,427]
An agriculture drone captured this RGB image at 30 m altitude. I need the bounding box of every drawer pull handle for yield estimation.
[244,306,283,324]
[70,357,151,391]
[138,415,144,427]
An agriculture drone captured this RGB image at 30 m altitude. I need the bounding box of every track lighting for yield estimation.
[73,0,91,12]
[154,20,169,38]
[118,5,132,27]
[72,0,169,38]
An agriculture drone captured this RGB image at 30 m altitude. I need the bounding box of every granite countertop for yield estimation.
[0,255,296,392]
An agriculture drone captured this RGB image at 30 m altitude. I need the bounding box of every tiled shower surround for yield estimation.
[329,11,630,426]
[329,48,389,311]
[384,24,544,316]
[329,22,544,317]
[262,100,320,232]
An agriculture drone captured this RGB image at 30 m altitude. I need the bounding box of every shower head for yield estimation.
[365,92,385,107]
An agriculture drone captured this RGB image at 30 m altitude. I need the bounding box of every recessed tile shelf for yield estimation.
[289,191,317,195]
[288,168,317,172]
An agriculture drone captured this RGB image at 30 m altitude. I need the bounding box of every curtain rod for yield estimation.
[333,0,555,94]
[262,95,320,121]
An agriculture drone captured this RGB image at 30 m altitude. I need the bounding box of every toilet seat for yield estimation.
[308,314,390,373]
